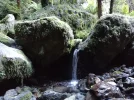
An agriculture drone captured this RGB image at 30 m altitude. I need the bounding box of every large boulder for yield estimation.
[14,16,74,67]
[0,43,33,80]
[78,14,134,76]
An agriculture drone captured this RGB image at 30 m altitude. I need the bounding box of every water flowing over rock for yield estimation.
[72,49,79,80]
[0,43,33,80]
[14,16,74,67]
[78,14,134,76]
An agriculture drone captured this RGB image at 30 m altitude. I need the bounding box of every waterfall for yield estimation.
[70,49,79,86]
[72,49,79,80]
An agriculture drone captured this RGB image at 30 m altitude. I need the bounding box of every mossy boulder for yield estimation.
[0,14,15,35]
[0,43,33,80]
[26,4,96,39]
[14,16,74,66]
[0,32,15,46]
[78,14,134,75]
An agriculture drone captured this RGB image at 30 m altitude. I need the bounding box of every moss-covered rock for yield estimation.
[0,14,15,35]
[4,88,35,100]
[78,14,134,74]
[0,32,15,46]
[14,16,74,66]
[26,4,96,39]
[0,43,33,80]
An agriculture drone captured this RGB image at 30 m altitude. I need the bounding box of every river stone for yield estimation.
[39,90,71,100]
[91,81,122,99]
[0,97,4,100]
[78,14,134,74]
[0,43,33,80]
[4,89,17,100]
[14,16,74,66]
[64,93,85,100]
[4,89,35,100]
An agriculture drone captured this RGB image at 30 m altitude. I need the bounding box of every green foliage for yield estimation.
[86,0,97,14]
[0,0,18,19]
[0,0,41,20]
[113,0,134,16]
[27,4,96,40]
[75,30,89,40]
[113,0,129,14]
[129,11,134,16]
[121,4,129,14]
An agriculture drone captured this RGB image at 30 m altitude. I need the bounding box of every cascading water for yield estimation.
[70,49,79,86]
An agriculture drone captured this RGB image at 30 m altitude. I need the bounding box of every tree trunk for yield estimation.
[17,0,20,9]
[109,0,114,14]
[41,0,49,7]
[126,0,134,12]
[97,0,102,18]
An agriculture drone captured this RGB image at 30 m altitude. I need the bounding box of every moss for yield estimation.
[113,71,122,74]
[0,32,15,46]
[2,57,32,79]
[0,43,33,80]
[75,29,89,40]
[19,92,33,100]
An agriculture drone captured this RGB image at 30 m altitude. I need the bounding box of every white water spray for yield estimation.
[70,49,79,86]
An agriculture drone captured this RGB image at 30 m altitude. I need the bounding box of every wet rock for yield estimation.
[53,86,79,93]
[0,97,4,100]
[117,77,134,90]
[111,71,129,79]
[64,93,85,100]
[91,81,122,99]
[53,86,70,93]
[102,73,111,80]
[124,77,134,86]
[15,91,35,100]
[75,93,85,100]
[64,95,76,100]
[4,87,36,100]
[38,90,71,100]
[78,79,89,92]
[85,92,97,100]
[4,89,17,100]
[87,73,96,86]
